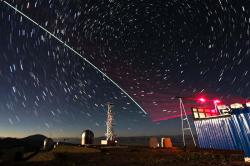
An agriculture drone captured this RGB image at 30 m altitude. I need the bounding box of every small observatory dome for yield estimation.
[81,130,94,145]
[43,138,54,151]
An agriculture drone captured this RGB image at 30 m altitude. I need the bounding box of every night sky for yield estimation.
[0,0,250,138]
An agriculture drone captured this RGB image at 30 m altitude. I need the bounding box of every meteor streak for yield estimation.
[2,1,147,115]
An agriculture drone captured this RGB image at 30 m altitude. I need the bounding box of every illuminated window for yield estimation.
[205,109,210,113]
[191,107,220,119]
[194,112,199,119]
[206,113,212,117]
[198,108,203,113]
[230,103,243,109]
[199,113,205,118]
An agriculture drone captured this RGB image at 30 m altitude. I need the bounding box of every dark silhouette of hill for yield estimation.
[0,134,47,151]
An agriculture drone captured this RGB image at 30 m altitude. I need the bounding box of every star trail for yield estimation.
[0,0,250,138]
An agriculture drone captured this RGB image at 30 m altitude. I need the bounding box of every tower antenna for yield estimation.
[106,102,115,142]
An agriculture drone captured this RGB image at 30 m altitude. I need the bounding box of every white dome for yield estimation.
[81,130,94,145]
[43,138,54,150]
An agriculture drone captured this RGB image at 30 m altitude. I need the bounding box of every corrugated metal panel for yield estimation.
[194,108,250,157]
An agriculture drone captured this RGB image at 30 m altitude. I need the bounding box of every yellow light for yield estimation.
[217,105,227,110]
[230,103,244,109]
[199,113,205,118]
[194,112,199,119]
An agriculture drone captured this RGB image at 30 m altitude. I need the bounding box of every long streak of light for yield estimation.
[2,1,147,115]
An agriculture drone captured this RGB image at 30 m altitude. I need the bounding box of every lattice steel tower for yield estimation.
[178,97,196,147]
[106,103,115,141]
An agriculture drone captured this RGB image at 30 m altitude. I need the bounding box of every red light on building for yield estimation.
[213,99,221,104]
[211,109,216,113]
[197,97,206,103]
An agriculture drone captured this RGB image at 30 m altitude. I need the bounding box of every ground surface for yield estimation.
[0,145,246,166]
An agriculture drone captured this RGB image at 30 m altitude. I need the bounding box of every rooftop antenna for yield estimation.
[176,96,196,147]
[106,102,115,142]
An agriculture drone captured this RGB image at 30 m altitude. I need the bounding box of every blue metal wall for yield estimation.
[194,108,250,157]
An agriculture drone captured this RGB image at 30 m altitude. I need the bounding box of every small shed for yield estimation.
[161,137,173,148]
[149,137,159,148]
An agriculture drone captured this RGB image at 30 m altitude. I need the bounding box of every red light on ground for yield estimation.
[198,97,206,103]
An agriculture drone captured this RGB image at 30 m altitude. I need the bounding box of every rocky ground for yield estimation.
[0,145,246,166]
